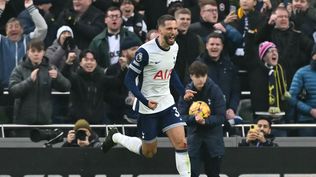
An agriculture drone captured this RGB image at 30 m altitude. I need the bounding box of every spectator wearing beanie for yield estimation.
[46,26,81,124]
[256,6,314,87]
[62,119,102,148]
[17,0,58,47]
[245,32,290,136]
[289,44,316,136]
[45,25,81,70]
[105,36,141,128]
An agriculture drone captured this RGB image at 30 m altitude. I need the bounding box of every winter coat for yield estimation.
[9,57,70,124]
[199,53,240,112]
[45,39,81,69]
[178,78,226,157]
[89,28,141,68]
[62,65,114,124]
[289,65,316,123]
[256,23,314,86]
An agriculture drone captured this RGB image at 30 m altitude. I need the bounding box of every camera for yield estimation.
[250,124,258,130]
[75,129,87,141]
[30,128,64,148]
[63,36,76,52]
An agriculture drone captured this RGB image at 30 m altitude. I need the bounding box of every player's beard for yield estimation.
[164,35,175,46]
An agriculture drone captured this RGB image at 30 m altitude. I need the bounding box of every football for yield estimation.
[188,101,211,119]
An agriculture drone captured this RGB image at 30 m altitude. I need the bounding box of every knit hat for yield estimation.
[121,36,142,50]
[56,26,74,40]
[33,0,51,5]
[258,41,276,60]
[166,0,182,7]
[74,119,92,132]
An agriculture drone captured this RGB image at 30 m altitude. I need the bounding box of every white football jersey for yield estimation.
[129,38,179,114]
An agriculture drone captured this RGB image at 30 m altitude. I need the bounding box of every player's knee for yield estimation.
[174,138,187,149]
[142,148,157,158]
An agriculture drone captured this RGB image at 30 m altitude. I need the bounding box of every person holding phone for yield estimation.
[238,117,278,147]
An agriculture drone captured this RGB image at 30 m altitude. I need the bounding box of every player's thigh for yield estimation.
[137,113,159,142]
[161,106,187,149]
[166,126,187,149]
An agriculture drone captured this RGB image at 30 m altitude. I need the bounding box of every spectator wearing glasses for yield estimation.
[89,6,141,69]
[239,117,278,147]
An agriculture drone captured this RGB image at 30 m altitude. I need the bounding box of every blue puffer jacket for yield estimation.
[289,64,316,122]
[0,5,47,87]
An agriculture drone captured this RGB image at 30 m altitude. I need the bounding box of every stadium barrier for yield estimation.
[0,147,315,176]
[1,123,316,138]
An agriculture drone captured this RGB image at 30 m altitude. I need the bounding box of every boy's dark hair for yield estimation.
[27,39,45,51]
[157,14,176,28]
[79,49,96,62]
[189,61,208,77]
[254,117,272,128]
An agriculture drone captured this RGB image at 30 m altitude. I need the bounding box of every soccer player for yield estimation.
[102,14,193,177]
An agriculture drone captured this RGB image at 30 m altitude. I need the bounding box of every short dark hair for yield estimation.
[255,117,272,128]
[206,32,224,44]
[79,49,96,62]
[106,6,122,16]
[157,14,176,28]
[189,61,208,77]
[27,39,45,51]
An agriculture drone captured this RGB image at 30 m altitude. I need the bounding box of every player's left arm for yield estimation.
[170,70,185,96]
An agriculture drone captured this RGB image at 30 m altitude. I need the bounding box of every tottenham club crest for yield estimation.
[135,53,143,62]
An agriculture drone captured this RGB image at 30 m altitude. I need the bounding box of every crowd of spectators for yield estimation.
[0,0,315,137]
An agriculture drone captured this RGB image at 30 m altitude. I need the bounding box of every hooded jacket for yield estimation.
[9,57,70,124]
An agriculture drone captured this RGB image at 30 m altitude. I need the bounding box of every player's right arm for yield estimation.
[124,48,150,108]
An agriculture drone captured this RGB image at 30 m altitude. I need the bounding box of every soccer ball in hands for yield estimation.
[188,101,211,119]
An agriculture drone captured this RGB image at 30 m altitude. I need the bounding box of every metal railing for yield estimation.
[1,123,316,138]
[0,124,137,138]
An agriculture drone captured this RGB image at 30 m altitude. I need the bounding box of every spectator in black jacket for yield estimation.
[239,117,278,147]
[57,0,105,50]
[256,6,314,86]
[178,61,226,177]
[62,119,101,148]
[61,49,114,125]
[120,0,147,42]
[199,32,242,126]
